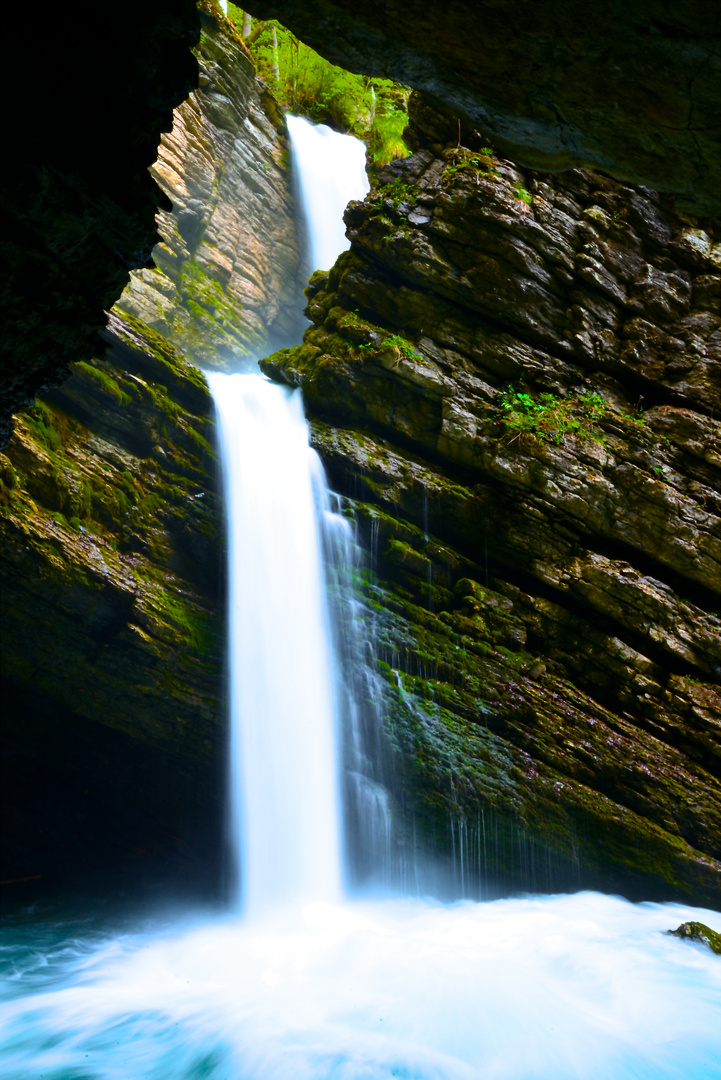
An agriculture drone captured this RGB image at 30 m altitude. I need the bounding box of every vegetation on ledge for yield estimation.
[224,3,410,166]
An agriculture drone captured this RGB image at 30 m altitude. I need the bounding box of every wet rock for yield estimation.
[0,309,224,891]
[261,141,721,905]
[667,922,721,955]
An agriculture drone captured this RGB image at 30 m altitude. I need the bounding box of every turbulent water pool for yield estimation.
[2,891,720,1079]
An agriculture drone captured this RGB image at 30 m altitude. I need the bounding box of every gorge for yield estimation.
[0,0,720,1074]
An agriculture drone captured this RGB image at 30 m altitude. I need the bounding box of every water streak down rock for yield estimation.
[261,114,721,905]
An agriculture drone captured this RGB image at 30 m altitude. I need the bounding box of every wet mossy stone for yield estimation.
[667,922,721,955]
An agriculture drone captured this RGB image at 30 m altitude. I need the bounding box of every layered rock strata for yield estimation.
[262,131,721,904]
[119,3,306,371]
[0,310,225,891]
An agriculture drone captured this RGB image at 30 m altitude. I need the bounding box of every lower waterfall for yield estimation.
[209,370,343,912]
[1,117,719,1079]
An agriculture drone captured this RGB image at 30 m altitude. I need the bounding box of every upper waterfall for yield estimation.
[286,114,369,272]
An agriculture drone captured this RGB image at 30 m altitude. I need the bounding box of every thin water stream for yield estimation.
[1,117,719,1080]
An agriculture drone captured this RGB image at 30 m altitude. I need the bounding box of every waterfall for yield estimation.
[208,116,370,910]
[210,372,342,911]
[3,117,719,1080]
[286,114,369,271]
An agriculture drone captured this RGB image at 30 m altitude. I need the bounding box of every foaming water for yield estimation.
[287,114,369,271]
[209,371,342,912]
[2,893,720,1079]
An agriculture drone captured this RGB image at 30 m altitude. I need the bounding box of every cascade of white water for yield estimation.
[207,116,370,911]
[286,114,369,271]
[210,372,342,911]
[3,115,720,1080]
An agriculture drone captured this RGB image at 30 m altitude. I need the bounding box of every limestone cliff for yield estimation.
[119,4,306,370]
[262,117,721,905]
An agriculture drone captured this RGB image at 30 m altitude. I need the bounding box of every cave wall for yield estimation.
[261,110,721,905]
[0,309,225,892]
[246,0,721,220]
[0,0,203,447]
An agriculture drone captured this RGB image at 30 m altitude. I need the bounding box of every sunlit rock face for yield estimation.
[261,109,721,906]
[0,310,225,891]
[119,7,307,370]
[0,0,201,446]
[247,0,721,221]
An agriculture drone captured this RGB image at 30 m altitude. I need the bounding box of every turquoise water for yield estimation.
[2,891,719,1079]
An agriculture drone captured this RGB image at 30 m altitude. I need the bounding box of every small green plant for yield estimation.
[369,178,416,212]
[379,334,421,361]
[355,333,421,363]
[622,399,647,424]
[496,385,608,445]
[514,182,533,205]
[442,147,498,184]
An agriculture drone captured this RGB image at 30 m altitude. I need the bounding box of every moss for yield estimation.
[110,308,210,397]
[667,922,721,954]
[143,380,182,423]
[73,361,132,405]
[441,146,499,185]
[183,421,214,456]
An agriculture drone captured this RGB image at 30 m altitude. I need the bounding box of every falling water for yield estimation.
[210,372,342,911]
[2,117,720,1079]
[287,113,369,271]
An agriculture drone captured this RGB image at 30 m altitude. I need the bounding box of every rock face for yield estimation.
[247,0,721,221]
[119,5,307,370]
[0,2,308,897]
[0,309,225,891]
[261,121,721,905]
[0,0,201,445]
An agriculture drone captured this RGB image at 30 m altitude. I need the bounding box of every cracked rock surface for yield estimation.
[119,6,307,371]
[262,123,721,905]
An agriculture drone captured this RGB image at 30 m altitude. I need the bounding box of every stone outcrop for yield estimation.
[0,309,225,891]
[247,0,721,220]
[261,119,721,905]
[0,0,201,445]
[119,4,307,370]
